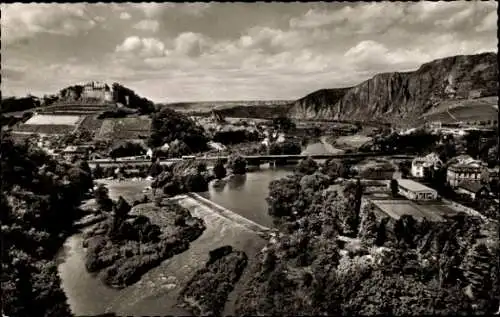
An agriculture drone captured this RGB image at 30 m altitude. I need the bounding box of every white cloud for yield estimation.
[133,19,160,32]
[174,32,209,57]
[2,2,497,102]
[132,3,173,18]
[289,4,405,34]
[475,10,497,32]
[116,36,166,58]
[119,12,131,20]
[1,3,97,43]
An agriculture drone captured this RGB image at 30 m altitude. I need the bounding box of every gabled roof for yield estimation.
[457,181,490,194]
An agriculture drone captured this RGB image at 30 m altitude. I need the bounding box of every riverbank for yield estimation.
[58,186,268,316]
[179,246,248,316]
[81,200,206,289]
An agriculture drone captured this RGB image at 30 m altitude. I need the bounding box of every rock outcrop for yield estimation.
[288,52,498,124]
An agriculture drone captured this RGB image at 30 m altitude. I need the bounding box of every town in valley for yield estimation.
[1,2,499,317]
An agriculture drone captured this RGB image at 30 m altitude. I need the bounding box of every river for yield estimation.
[57,165,295,316]
[57,142,334,316]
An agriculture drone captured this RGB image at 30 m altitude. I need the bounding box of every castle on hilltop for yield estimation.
[59,81,114,103]
[81,81,114,102]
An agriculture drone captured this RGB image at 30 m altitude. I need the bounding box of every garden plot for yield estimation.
[25,114,82,126]
[97,116,151,139]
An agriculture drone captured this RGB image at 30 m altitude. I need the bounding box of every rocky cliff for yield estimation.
[289,52,498,124]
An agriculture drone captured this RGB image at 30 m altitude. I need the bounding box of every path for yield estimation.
[320,136,345,154]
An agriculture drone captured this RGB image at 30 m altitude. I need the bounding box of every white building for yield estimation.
[395,179,438,201]
[207,141,226,151]
[411,152,443,178]
[81,81,113,102]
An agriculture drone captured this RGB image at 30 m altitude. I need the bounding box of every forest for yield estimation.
[1,132,93,317]
[235,157,499,316]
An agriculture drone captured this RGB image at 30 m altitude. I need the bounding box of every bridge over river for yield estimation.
[89,152,414,168]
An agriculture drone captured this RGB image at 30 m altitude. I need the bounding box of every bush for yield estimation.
[109,141,146,158]
[269,140,302,155]
[213,159,227,179]
[296,157,318,175]
[228,155,247,175]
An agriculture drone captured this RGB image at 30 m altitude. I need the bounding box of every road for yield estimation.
[88,152,415,168]
[319,136,344,154]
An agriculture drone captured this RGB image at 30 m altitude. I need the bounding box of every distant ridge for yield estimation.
[288,52,498,125]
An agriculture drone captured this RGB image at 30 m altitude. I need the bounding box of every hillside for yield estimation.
[2,82,155,115]
[162,100,293,119]
[289,52,498,125]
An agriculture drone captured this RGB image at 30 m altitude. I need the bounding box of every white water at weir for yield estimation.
[57,173,283,316]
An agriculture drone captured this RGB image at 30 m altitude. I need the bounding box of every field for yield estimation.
[163,100,291,113]
[372,199,459,222]
[24,114,82,125]
[13,124,77,135]
[77,115,104,132]
[334,134,373,149]
[97,116,151,140]
[95,179,152,201]
[419,97,498,125]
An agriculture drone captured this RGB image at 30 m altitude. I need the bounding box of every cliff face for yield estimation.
[289,52,498,123]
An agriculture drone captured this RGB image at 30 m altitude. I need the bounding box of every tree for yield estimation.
[321,159,344,180]
[390,179,399,197]
[267,175,302,218]
[93,163,103,179]
[114,196,131,220]
[461,243,493,300]
[269,141,302,155]
[213,159,227,180]
[228,155,246,175]
[296,157,318,175]
[167,140,190,158]
[272,116,296,132]
[94,184,113,211]
[148,107,208,152]
[360,209,378,245]
[149,161,163,177]
[109,141,146,158]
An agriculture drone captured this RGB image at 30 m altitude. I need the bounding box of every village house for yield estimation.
[395,179,438,201]
[411,152,442,178]
[485,167,499,182]
[62,145,89,161]
[446,164,485,187]
[456,181,490,200]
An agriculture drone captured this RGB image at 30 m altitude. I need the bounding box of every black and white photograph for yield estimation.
[1,1,499,316]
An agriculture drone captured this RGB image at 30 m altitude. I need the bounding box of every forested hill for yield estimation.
[1,132,94,316]
[288,52,498,123]
[1,82,155,114]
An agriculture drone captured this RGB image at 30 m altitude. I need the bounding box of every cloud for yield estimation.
[174,32,209,57]
[289,3,406,34]
[476,10,497,32]
[133,19,160,32]
[1,3,98,44]
[119,12,131,20]
[116,36,166,58]
[132,3,171,18]
[2,2,497,102]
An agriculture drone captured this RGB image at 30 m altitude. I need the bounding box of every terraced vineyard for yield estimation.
[77,115,104,132]
[13,114,81,135]
[39,102,116,115]
[97,116,151,140]
[418,97,498,126]
[13,124,76,135]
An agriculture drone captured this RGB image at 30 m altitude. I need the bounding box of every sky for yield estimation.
[1,1,498,102]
